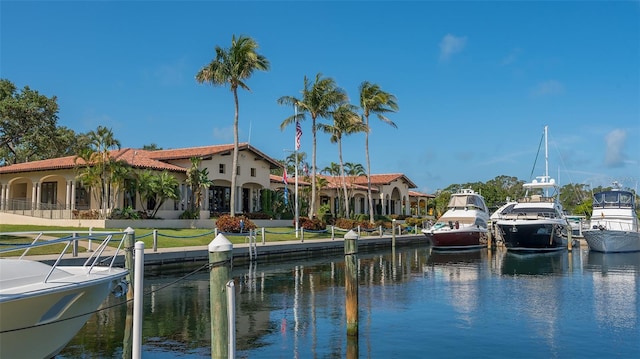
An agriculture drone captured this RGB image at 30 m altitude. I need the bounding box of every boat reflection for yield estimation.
[426,248,486,325]
[584,251,639,330]
[501,251,570,276]
[585,251,640,274]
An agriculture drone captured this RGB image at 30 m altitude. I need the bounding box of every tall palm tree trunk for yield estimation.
[230,89,240,216]
[338,139,349,217]
[365,120,375,223]
[310,117,317,218]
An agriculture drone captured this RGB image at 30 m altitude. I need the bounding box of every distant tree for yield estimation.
[359,81,399,223]
[196,35,270,217]
[0,79,60,165]
[278,74,347,219]
[142,143,162,151]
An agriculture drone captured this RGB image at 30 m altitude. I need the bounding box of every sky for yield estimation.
[1,0,639,194]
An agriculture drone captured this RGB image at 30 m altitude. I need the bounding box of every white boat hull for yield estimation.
[583,229,640,253]
[0,261,127,359]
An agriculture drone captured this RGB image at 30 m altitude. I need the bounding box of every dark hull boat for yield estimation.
[498,220,568,252]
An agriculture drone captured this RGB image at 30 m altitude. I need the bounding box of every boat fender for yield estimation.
[455,221,459,229]
[448,221,454,229]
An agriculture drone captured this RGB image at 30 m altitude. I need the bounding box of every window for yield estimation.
[75,184,90,209]
[237,166,241,175]
[219,164,225,174]
[251,168,256,177]
[41,182,57,205]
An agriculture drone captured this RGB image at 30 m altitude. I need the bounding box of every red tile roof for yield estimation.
[409,190,435,198]
[0,148,182,174]
[349,173,417,188]
[0,143,283,175]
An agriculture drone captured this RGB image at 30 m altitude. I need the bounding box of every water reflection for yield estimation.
[58,245,640,358]
[501,251,571,276]
[585,251,640,330]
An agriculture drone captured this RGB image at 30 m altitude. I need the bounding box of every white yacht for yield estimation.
[422,188,490,249]
[583,183,640,253]
[0,231,129,358]
[495,126,571,252]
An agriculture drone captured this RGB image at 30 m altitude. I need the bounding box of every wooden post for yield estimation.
[392,219,396,248]
[567,225,573,252]
[209,233,233,359]
[344,230,359,338]
[487,227,492,250]
[124,227,135,301]
[153,229,158,252]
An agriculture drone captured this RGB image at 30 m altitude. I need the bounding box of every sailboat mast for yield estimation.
[544,125,548,178]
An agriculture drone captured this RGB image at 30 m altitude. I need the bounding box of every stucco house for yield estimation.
[0,142,432,224]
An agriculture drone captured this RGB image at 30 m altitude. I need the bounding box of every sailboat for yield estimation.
[496,126,571,252]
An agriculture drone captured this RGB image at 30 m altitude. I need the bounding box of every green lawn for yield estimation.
[1,224,373,256]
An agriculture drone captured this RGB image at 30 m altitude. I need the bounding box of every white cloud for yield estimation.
[501,48,522,66]
[439,34,467,62]
[604,129,627,168]
[530,80,565,97]
[213,126,234,142]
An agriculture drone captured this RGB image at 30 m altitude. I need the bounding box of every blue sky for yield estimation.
[2,1,639,193]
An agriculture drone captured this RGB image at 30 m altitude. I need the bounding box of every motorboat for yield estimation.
[489,199,518,244]
[421,188,490,249]
[0,231,129,358]
[583,183,640,253]
[495,126,571,252]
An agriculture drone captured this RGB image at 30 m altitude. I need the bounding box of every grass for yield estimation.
[0,224,375,255]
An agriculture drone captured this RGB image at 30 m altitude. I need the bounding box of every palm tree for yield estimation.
[196,34,270,216]
[278,74,347,218]
[136,170,181,218]
[344,162,366,209]
[359,82,399,223]
[318,104,367,218]
[74,126,121,218]
[185,157,214,217]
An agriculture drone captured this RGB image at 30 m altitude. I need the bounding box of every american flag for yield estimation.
[295,121,302,150]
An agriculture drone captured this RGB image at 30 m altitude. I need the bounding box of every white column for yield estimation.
[33,183,39,210]
[66,180,71,209]
[70,181,76,210]
[0,184,6,210]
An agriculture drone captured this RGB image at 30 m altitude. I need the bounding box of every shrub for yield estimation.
[335,218,356,230]
[299,217,326,231]
[109,207,141,220]
[404,217,424,227]
[73,209,101,219]
[179,209,199,219]
[215,215,257,233]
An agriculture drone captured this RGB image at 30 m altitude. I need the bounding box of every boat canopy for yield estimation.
[448,192,488,212]
[593,190,635,209]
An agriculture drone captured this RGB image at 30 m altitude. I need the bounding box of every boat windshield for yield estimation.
[448,195,487,212]
[593,191,635,208]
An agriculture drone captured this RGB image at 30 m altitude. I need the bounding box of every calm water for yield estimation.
[59,245,640,358]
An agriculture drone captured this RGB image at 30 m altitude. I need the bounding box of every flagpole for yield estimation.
[294,104,300,239]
